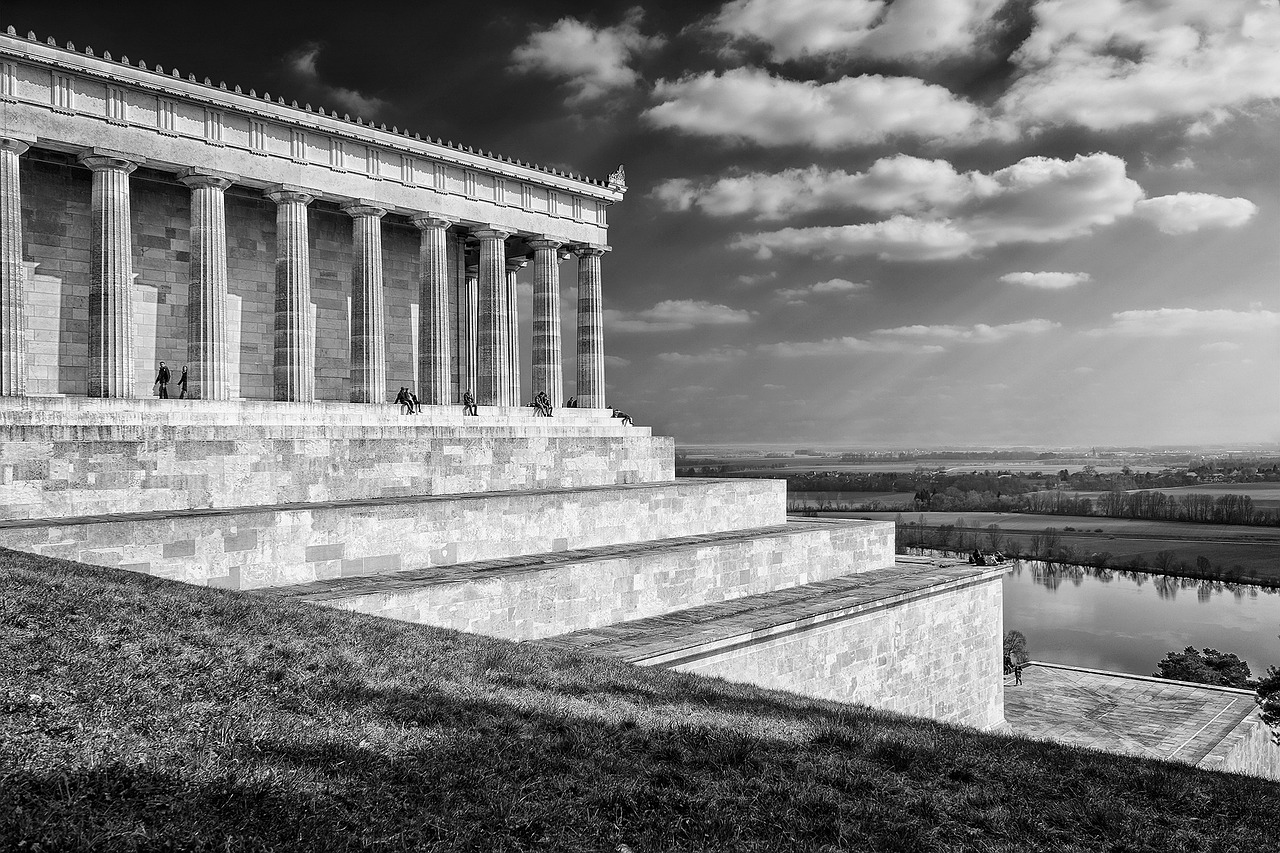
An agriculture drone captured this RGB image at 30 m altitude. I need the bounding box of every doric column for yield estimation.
[411,213,456,405]
[529,238,564,406]
[179,168,234,400]
[461,262,478,400]
[0,135,33,396]
[473,227,511,406]
[79,150,140,398]
[266,186,315,402]
[343,200,388,404]
[505,257,527,405]
[575,245,607,409]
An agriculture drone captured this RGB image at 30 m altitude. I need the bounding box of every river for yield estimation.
[1003,560,1280,678]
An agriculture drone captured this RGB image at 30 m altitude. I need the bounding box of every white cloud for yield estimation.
[1200,341,1241,352]
[1087,308,1280,337]
[644,68,1007,148]
[657,347,748,364]
[286,44,387,116]
[653,156,994,220]
[1000,271,1093,290]
[606,299,754,332]
[1133,193,1259,235]
[731,153,1147,261]
[776,278,870,303]
[604,355,632,368]
[734,216,977,262]
[510,8,664,105]
[709,0,1005,62]
[873,319,1061,343]
[1000,0,1280,131]
[760,318,1058,356]
[735,271,778,285]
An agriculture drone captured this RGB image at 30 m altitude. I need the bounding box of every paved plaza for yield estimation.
[1004,662,1261,768]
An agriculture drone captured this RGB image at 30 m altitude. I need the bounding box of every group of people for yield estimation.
[153,362,188,398]
[1003,654,1025,686]
[393,387,422,414]
[969,548,1007,567]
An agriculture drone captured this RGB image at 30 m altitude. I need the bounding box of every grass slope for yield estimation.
[3,550,1278,853]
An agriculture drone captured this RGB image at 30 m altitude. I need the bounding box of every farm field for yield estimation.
[1068,483,1280,510]
[789,490,916,507]
[831,511,1280,579]
[682,459,1175,475]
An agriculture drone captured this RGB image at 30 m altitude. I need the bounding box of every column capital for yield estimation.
[573,243,610,258]
[341,199,389,219]
[78,148,141,174]
[0,132,35,156]
[528,236,565,252]
[505,257,529,273]
[473,226,513,242]
[178,168,236,191]
[265,184,314,205]
[410,212,457,231]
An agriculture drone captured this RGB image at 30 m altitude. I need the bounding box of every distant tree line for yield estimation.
[891,516,1277,587]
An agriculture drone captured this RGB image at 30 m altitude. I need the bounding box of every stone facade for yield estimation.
[0,478,795,590]
[288,519,894,640]
[0,31,617,408]
[665,571,1005,730]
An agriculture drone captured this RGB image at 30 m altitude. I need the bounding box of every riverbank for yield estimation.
[824,510,1280,585]
[5,550,1280,851]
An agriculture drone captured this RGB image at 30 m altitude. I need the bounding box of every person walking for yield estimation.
[177,365,189,399]
[1014,664,1024,686]
[154,361,171,399]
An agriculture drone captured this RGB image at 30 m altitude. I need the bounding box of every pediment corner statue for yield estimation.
[607,165,627,192]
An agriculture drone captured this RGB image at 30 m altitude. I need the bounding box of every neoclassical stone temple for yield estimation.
[0,27,1013,735]
[0,27,616,407]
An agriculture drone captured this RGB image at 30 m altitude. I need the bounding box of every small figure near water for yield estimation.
[154,361,170,399]
[564,396,577,408]
[462,389,478,416]
[1014,664,1024,686]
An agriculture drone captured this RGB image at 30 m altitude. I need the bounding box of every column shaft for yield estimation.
[345,202,388,403]
[461,264,478,399]
[575,247,606,409]
[529,239,563,406]
[81,152,139,398]
[505,258,527,405]
[474,229,511,406]
[413,214,456,405]
[0,137,31,396]
[180,170,233,400]
[267,187,315,402]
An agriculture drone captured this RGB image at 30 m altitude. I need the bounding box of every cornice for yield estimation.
[0,27,627,203]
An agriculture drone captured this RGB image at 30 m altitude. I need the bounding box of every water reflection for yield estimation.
[1002,559,1280,677]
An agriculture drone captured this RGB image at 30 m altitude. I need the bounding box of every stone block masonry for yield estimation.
[0,399,675,519]
[281,519,894,640]
[0,479,800,589]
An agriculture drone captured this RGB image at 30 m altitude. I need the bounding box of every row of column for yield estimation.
[0,141,609,408]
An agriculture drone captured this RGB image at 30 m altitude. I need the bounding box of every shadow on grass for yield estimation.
[3,551,1280,852]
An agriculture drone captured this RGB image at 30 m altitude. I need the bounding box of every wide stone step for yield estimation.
[0,479,791,590]
[269,518,894,640]
[0,405,673,520]
[541,558,1006,730]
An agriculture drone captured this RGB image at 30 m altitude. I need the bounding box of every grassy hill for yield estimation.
[2,549,1278,852]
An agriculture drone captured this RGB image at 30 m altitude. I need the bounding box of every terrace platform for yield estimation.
[541,557,1006,730]
[1005,662,1280,780]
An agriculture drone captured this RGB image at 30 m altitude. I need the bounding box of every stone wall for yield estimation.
[0,478,790,590]
[1199,712,1280,781]
[311,520,894,639]
[0,398,674,518]
[17,153,528,403]
[668,573,1006,731]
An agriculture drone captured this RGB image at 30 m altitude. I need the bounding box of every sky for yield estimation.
[11,0,1279,447]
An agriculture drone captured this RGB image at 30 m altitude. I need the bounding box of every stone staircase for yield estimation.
[0,398,1003,729]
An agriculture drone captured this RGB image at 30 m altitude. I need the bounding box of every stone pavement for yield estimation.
[1004,662,1259,766]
